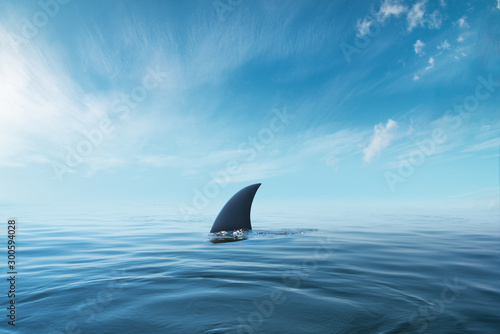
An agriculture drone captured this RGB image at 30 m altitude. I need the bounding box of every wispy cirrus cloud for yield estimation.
[210,160,298,184]
[462,138,500,153]
[139,150,246,170]
[0,15,165,176]
[363,119,399,164]
[0,1,322,174]
[382,112,500,172]
[0,0,497,208]
[140,127,369,183]
[0,27,90,167]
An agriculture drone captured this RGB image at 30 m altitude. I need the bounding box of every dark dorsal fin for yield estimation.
[210,183,261,233]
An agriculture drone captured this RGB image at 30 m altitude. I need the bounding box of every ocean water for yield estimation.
[2,205,499,333]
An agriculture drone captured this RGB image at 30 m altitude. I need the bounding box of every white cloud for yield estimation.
[407,1,427,31]
[425,57,435,71]
[497,0,500,10]
[457,35,464,43]
[411,54,437,82]
[363,119,398,163]
[427,10,443,29]
[414,39,425,55]
[356,18,374,36]
[457,16,469,29]
[440,0,447,8]
[377,0,407,21]
[406,1,443,31]
[437,40,451,50]
[356,0,406,36]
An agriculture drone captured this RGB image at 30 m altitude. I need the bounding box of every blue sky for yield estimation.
[0,0,498,213]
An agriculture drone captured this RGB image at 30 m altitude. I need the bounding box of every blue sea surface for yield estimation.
[2,205,499,333]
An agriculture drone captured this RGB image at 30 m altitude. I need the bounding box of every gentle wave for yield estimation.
[5,207,499,333]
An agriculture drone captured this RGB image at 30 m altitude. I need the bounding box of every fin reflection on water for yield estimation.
[208,229,318,244]
[209,229,249,244]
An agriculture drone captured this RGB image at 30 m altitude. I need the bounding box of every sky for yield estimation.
[0,0,499,214]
